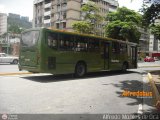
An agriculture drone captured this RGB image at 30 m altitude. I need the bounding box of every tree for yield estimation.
[142,3,160,27]
[130,0,160,26]
[150,25,160,40]
[72,21,93,34]
[72,1,103,35]
[105,7,142,43]
[81,1,103,24]
[8,24,24,34]
[107,7,142,26]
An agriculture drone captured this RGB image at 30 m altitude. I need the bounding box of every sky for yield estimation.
[0,0,143,21]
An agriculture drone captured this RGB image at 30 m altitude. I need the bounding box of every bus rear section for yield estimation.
[19,30,41,72]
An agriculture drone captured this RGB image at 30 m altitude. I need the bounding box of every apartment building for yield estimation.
[138,27,150,52]
[0,13,7,36]
[33,0,118,35]
[149,17,160,53]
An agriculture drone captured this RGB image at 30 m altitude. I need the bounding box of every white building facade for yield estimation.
[0,13,7,36]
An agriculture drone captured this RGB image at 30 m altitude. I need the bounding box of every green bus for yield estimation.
[19,28,137,77]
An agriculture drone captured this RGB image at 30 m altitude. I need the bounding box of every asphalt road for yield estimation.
[0,61,160,73]
[0,70,152,113]
[0,63,159,117]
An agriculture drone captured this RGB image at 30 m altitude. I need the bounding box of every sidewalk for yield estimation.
[148,72,160,111]
[138,61,160,68]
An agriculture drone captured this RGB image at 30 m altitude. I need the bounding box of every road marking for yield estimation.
[138,104,143,114]
[0,72,33,76]
[143,74,149,83]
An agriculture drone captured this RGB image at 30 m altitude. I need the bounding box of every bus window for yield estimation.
[47,32,57,49]
[88,38,100,52]
[120,43,127,53]
[75,36,88,52]
[22,30,39,47]
[59,34,74,51]
[112,42,120,54]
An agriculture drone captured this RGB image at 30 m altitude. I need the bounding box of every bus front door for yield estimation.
[103,43,110,70]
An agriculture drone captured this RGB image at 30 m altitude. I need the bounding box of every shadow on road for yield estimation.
[110,79,159,114]
[21,70,139,83]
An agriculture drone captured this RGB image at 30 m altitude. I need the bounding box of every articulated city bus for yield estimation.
[19,28,137,77]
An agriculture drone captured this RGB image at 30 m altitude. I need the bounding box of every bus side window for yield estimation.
[120,43,127,53]
[75,36,88,52]
[112,42,120,54]
[59,34,74,51]
[47,33,57,48]
[88,38,100,52]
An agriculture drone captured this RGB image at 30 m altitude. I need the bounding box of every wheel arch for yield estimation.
[75,60,87,72]
[123,61,129,69]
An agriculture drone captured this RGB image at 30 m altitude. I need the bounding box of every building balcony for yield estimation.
[45,3,51,8]
[34,0,44,4]
[62,0,67,4]
[108,0,118,7]
[44,11,51,16]
[44,19,51,24]
[109,7,116,12]
[82,0,88,4]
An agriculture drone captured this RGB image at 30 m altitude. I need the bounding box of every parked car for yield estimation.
[0,53,19,64]
[154,57,159,61]
[144,57,155,62]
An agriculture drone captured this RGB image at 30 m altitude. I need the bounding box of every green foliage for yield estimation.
[8,24,24,34]
[72,0,103,34]
[72,21,93,34]
[81,1,103,24]
[105,7,142,43]
[150,24,160,40]
[105,20,140,43]
[7,16,31,34]
[142,3,160,27]
[107,7,142,26]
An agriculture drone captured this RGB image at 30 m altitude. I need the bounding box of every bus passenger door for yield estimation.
[130,46,137,68]
[103,43,110,70]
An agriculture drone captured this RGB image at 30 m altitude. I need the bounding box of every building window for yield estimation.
[44,16,50,20]
[62,3,67,10]
[57,5,60,11]
[62,12,66,19]
[56,23,60,29]
[45,0,51,4]
[45,8,51,12]
[51,13,54,18]
[56,13,60,20]
[62,22,66,28]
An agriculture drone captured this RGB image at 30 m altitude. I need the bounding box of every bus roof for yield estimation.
[23,27,137,46]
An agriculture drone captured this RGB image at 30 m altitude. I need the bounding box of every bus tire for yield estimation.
[75,62,86,77]
[12,59,18,64]
[122,63,128,72]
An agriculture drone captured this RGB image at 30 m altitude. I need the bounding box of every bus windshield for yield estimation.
[21,30,39,47]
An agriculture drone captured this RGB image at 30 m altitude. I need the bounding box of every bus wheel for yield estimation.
[122,63,127,72]
[75,62,86,77]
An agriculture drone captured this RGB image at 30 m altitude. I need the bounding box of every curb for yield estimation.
[147,73,160,111]
[138,66,160,68]
[0,72,32,76]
